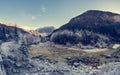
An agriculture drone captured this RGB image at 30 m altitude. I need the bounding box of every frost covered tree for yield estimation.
[0,53,6,75]
[19,41,29,58]
[50,30,80,45]
[14,25,19,42]
[0,27,7,41]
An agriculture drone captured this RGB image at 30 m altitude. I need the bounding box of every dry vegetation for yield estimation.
[29,42,116,64]
[29,42,85,61]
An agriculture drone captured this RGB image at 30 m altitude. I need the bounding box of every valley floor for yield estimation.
[28,42,120,75]
[29,42,116,62]
[0,41,120,75]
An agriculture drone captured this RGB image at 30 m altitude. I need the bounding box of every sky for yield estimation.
[0,0,120,30]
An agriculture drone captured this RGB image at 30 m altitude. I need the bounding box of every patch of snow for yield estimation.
[112,44,120,49]
[0,41,20,56]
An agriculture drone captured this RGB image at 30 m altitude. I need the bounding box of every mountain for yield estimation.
[36,26,55,35]
[29,30,47,37]
[0,23,28,41]
[0,23,40,44]
[50,10,120,48]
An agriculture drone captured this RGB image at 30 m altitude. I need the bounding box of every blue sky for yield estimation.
[0,0,120,30]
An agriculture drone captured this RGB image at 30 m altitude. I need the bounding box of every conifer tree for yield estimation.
[14,25,19,41]
[19,41,29,58]
[2,27,7,41]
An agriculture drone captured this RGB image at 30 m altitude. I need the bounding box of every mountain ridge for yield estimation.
[50,10,120,48]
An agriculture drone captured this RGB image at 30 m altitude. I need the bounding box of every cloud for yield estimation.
[40,5,46,12]
[31,16,36,20]
[31,14,42,20]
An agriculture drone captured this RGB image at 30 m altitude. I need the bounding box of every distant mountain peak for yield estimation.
[36,26,55,35]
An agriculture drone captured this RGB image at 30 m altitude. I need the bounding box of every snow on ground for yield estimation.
[83,48,108,53]
[0,41,20,56]
[25,58,120,75]
[112,44,120,49]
